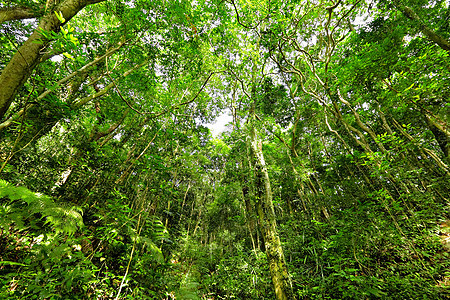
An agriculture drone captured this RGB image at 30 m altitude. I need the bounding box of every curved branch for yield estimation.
[0,6,43,24]
[228,67,252,100]
[230,0,266,30]
[73,60,148,108]
[0,43,124,131]
[155,71,224,117]
[0,0,107,120]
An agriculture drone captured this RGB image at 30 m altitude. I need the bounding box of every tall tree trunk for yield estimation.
[248,114,294,300]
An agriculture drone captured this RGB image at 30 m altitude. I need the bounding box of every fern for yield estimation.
[128,215,169,263]
[0,180,83,235]
[149,216,170,242]
[137,236,165,263]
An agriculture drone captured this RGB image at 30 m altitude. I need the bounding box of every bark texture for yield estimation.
[248,121,294,300]
[0,0,105,120]
[0,6,43,24]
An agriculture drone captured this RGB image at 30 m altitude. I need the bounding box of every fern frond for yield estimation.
[138,236,164,263]
[149,217,170,242]
[0,181,83,235]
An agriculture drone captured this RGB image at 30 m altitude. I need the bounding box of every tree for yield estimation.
[0,0,106,119]
[1,0,449,299]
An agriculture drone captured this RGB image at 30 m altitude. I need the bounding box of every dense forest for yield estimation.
[1,0,449,299]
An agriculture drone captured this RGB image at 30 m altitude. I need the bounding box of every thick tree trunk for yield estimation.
[0,0,105,120]
[248,119,294,300]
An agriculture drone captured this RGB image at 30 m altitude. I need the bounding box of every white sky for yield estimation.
[206,111,232,137]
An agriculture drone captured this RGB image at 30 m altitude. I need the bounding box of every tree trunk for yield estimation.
[393,0,450,52]
[242,184,258,255]
[248,116,294,300]
[425,116,450,159]
[0,0,105,120]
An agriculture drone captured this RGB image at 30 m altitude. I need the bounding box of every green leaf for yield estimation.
[54,11,66,23]
[0,261,28,266]
[403,83,414,92]
[63,52,75,60]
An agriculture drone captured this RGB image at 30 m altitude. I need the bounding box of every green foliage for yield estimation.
[257,77,292,127]
[281,203,449,299]
[1,238,99,299]
[0,180,83,235]
[1,0,449,298]
[0,182,99,299]
[170,236,274,299]
[205,248,274,299]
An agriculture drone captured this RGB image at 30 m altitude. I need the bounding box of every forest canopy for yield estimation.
[0,0,449,299]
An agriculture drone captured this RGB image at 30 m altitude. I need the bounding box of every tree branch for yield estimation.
[0,6,44,24]
[394,1,450,52]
